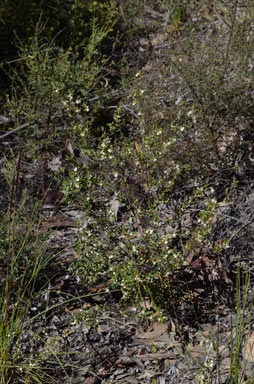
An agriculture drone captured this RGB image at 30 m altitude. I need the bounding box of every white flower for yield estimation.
[75,99,81,104]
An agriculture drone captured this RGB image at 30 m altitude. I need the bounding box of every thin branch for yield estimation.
[223,0,239,79]
[0,122,30,139]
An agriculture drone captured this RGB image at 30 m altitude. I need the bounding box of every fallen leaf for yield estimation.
[66,141,74,155]
[186,344,210,364]
[136,322,168,340]
[115,356,136,367]
[243,333,254,362]
[135,141,141,152]
[136,352,175,361]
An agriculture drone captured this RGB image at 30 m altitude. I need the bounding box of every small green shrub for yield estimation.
[73,210,184,305]
[72,182,221,312]
[4,10,117,157]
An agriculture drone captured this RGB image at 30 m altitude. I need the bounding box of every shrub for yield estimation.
[4,9,117,158]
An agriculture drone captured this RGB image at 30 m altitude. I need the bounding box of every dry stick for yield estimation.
[0,46,61,68]
[0,122,29,139]
[0,117,50,140]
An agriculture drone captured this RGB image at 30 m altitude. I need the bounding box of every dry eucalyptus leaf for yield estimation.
[136,322,168,340]
[186,344,210,364]
[115,356,136,367]
[66,141,74,155]
[243,333,254,362]
[137,352,175,361]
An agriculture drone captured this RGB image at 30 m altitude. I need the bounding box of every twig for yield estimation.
[223,0,239,79]
[0,47,59,67]
[0,122,30,139]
